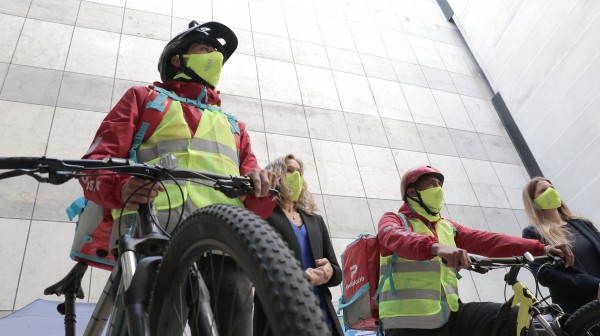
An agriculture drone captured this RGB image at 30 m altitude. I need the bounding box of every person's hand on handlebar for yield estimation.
[431,243,471,270]
[246,168,277,198]
[121,177,165,211]
[544,243,574,268]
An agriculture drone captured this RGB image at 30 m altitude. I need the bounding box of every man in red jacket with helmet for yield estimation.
[81,21,274,336]
[377,165,574,336]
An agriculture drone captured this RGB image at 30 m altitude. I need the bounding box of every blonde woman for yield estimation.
[522,177,600,314]
[253,154,343,336]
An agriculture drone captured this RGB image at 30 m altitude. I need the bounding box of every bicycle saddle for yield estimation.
[44,262,88,299]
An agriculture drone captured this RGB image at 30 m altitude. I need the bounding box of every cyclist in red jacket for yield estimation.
[377,165,574,336]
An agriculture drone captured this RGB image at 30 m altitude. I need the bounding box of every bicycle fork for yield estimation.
[511,281,558,336]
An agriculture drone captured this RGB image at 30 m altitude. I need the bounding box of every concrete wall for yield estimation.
[449,0,600,224]
[0,0,532,317]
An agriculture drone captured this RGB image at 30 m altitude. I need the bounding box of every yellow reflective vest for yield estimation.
[112,89,242,232]
[378,215,459,330]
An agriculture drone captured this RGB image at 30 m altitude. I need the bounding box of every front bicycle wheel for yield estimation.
[148,204,330,336]
[564,299,600,336]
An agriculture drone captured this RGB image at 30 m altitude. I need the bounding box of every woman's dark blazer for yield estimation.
[266,205,344,336]
[522,219,600,314]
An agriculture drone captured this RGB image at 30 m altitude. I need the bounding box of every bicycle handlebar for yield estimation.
[0,156,261,198]
[468,253,564,274]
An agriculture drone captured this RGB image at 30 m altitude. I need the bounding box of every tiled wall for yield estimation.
[0,0,535,316]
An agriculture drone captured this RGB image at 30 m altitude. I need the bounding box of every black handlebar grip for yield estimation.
[0,157,40,170]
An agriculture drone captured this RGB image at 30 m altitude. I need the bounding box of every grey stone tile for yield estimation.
[88,268,111,302]
[46,107,106,158]
[391,149,430,177]
[0,62,8,91]
[88,0,125,6]
[445,204,490,231]
[380,29,418,64]
[246,131,268,168]
[76,1,124,33]
[33,180,85,222]
[311,139,364,197]
[373,12,403,32]
[345,113,389,147]
[15,221,91,309]
[470,268,508,303]
[0,218,29,310]
[344,2,375,26]
[461,95,504,136]
[314,1,345,19]
[0,175,38,219]
[256,57,302,105]
[0,14,25,63]
[284,7,322,45]
[323,195,375,238]
[408,35,446,70]
[440,180,480,207]
[66,27,120,77]
[305,107,350,143]
[350,21,388,58]
[402,20,431,39]
[0,0,32,16]
[213,0,251,31]
[248,0,287,38]
[28,0,80,25]
[221,94,263,132]
[13,18,73,70]
[416,123,458,156]
[431,90,475,132]
[422,66,456,93]
[472,184,511,208]
[479,134,521,165]
[0,311,12,318]
[435,41,471,75]
[115,35,165,83]
[450,72,483,98]
[57,72,114,112]
[219,53,260,99]
[428,154,479,206]
[126,0,171,16]
[456,271,481,303]
[360,53,397,81]
[296,65,341,111]
[369,77,412,121]
[267,134,321,193]
[513,209,528,231]
[492,162,528,210]
[232,28,254,56]
[461,158,501,186]
[367,198,402,225]
[382,119,424,152]
[173,0,211,21]
[318,14,356,50]
[333,71,377,115]
[353,145,401,200]
[1,64,63,105]
[0,100,54,156]
[311,193,328,225]
[253,32,293,62]
[391,60,427,87]
[327,47,364,75]
[290,40,329,69]
[482,207,522,236]
[262,100,308,137]
[449,129,488,160]
[122,8,171,41]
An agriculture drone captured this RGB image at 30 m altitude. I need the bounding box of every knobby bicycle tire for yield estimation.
[564,299,600,336]
[148,204,330,336]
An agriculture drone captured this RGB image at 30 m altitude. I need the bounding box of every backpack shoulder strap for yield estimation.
[128,86,172,161]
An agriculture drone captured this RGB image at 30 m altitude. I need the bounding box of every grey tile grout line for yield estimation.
[107,0,131,110]
[0,3,30,94]
[11,0,84,311]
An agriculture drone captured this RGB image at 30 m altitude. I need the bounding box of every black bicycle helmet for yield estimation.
[158,21,238,82]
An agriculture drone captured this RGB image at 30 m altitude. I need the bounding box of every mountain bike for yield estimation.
[0,156,330,336]
[468,253,600,336]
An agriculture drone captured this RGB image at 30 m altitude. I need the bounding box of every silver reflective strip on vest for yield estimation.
[443,284,459,296]
[381,299,450,330]
[189,138,238,164]
[380,261,440,274]
[137,138,188,163]
[378,288,439,302]
[156,198,198,234]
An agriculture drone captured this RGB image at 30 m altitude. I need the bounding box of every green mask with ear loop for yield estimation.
[284,171,303,202]
[407,187,444,221]
[534,187,562,209]
[183,52,223,87]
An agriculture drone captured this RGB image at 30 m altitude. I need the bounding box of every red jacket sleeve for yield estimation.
[79,87,148,209]
[378,212,439,260]
[237,121,259,175]
[453,221,546,257]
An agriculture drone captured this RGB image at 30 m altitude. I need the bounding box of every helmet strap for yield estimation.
[177,52,214,89]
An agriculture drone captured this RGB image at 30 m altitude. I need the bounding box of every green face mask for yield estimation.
[183,52,223,87]
[416,187,444,214]
[284,171,303,202]
[534,187,561,209]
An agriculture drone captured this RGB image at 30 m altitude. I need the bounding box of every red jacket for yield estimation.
[80,80,259,209]
[378,203,546,260]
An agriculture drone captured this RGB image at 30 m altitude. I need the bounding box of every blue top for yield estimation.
[290,220,333,326]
